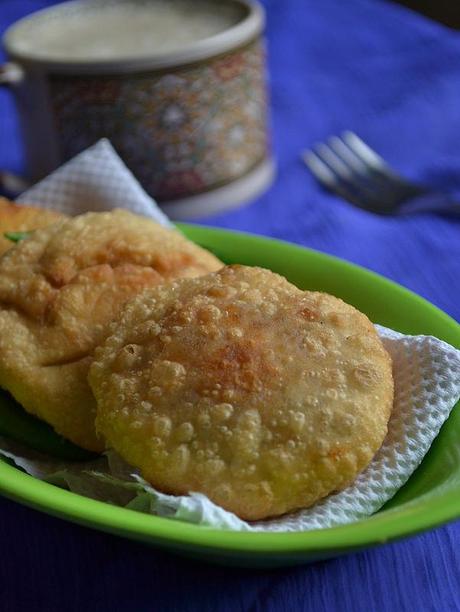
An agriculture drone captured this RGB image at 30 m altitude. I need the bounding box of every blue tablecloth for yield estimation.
[1,1,460,610]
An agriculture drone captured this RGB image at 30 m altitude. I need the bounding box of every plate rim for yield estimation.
[0,224,459,557]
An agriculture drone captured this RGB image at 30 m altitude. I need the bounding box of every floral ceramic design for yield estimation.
[49,39,269,201]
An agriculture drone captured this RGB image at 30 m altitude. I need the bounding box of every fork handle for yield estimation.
[399,192,460,217]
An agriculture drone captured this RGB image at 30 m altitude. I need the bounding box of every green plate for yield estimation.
[0,224,459,568]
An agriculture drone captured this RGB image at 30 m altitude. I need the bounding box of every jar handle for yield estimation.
[0,62,23,85]
[0,62,30,197]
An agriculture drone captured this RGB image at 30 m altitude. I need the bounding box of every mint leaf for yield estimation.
[4,231,32,243]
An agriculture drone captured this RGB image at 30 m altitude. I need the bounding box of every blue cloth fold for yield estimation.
[0,1,460,610]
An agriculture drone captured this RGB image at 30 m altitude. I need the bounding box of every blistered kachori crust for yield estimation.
[0,209,222,451]
[90,265,393,519]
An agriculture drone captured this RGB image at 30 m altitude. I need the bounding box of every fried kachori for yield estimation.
[0,209,222,451]
[89,265,393,520]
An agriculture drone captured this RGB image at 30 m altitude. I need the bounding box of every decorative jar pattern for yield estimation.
[49,39,269,202]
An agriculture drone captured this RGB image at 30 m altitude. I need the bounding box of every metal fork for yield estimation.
[302,131,460,216]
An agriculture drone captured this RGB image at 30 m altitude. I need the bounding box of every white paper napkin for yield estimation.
[17,138,173,227]
[2,139,459,532]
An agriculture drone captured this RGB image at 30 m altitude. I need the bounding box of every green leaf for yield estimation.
[4,231,32,243]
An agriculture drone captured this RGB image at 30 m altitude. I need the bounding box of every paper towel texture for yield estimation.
[17,139,173,227]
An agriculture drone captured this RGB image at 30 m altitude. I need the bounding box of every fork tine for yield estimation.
[302,149,377,209]
[341,131,388,170]
[317,140,387,203]
[313,142,393,210]
[340,131,425,201]
[314,143,354,181]
[328,136,370,175]
[302,150,342,189]
[304,132,432,215]
[327,135,403,209]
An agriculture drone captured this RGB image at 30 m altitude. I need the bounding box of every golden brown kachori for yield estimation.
[0,209,222,451]
[90,265,393,519]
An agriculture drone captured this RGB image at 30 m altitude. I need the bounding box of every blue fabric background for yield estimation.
[1,1,460,610]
